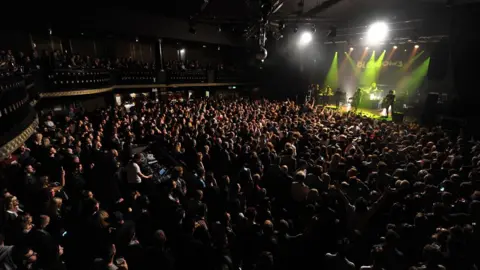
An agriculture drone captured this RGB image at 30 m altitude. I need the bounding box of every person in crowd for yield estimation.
[125,153,152,193]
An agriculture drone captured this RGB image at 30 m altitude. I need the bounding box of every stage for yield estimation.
[324,104,393,121]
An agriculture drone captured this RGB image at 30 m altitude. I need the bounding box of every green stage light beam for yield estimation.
[402,50,424,72]
[397,57,430,97]
[374,50,386,82]
[346,53,359,77]
[360,50,376,86]
[324,52,339,88]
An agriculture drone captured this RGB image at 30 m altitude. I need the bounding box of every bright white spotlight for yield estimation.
[393,45,398,49]
[365,46,369,50]
[180,49,185,53]
[366,22,389,44]
[414,45,419,49]
[350,47,354,51]
[298,32,313,46]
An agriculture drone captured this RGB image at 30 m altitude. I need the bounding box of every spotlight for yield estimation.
[298,32,313,46]
[218,46,221,51]
[218,26,222,32]
[365,46,369,50]
[350,47,354,51]
[294,26,298,33]
[393,45,398,49]
[180,49,185,53]
[366,21,389,44]
[414,45,419,49]
[404,49,407,52]
[256,46,268,61]
[135,37,139,43]
[203,45,207,48]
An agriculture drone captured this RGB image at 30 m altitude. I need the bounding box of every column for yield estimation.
[155,38,164,71]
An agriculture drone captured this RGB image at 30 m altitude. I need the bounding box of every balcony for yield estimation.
[0,72,38,160]
[39,68,255,97]
[41,69,113,98]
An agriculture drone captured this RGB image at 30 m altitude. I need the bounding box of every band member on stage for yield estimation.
[382,90,396,118]
[370,82,378,92]
[320,85,332,106]
[352,88,362,112]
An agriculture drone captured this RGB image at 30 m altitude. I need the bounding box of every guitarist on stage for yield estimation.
[352,88,362,112]
[382,90,396,118]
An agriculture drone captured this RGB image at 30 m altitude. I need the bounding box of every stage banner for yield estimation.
[337,47,431,97]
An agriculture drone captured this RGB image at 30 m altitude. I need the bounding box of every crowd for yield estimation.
[164,60,232,72]
[1,98,480,270]
[1,48,235,76]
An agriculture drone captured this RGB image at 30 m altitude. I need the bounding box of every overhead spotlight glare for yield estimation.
[218,46,221,51]
[180,49,185,53]
[261,59,264,63]
[414,45,420,49]
[393,45,398,49]
[202,45,207,48]
[365,46,369,50]
[298,32,313,46]
[350,47,354,51]
[366,21,389,44]
[218,26,222,32]
[404,49,407,52]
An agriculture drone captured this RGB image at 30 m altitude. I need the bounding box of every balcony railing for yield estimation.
[0,73,38,159]
[39,68,253,97]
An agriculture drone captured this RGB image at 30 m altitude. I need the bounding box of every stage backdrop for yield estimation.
[322,44,432,98]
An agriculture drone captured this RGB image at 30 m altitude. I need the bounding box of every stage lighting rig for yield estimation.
[366,22,389,44]
[299,32,313,46]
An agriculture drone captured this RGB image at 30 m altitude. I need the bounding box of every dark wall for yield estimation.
[0,30,32,53]
[14,7,243,48]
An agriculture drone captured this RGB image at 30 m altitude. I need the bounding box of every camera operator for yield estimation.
[125,154,152,193]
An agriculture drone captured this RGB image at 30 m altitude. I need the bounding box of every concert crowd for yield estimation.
[1,98,480,270]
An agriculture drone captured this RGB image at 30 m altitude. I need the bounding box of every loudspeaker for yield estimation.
[427,41,450,80]
[392,112,404,123]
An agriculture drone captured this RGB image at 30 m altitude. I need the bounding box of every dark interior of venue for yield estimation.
[1,1,480,270]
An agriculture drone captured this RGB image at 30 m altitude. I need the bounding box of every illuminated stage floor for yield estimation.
[324,104,392,121]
